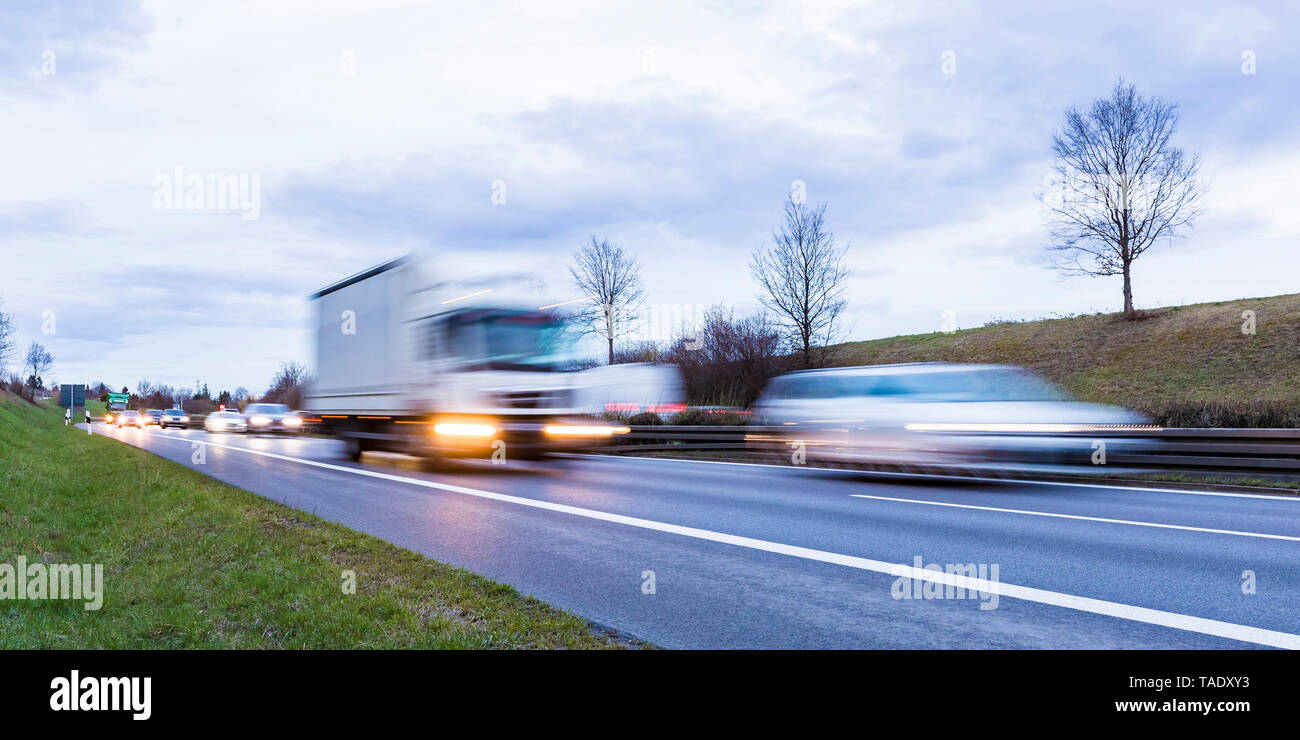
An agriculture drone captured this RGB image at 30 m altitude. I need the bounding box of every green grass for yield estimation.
[827,293,1300,426]
[0,397,636,649]
[1110,472,1300,492]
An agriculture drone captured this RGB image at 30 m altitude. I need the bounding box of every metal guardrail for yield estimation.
[83,416,1300,475]
[600,425,1300,474]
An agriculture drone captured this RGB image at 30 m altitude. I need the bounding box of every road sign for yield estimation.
[59,384,86,408]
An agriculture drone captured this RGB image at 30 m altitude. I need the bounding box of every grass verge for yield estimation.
[826,293,1300,426]
[0,398,637,648]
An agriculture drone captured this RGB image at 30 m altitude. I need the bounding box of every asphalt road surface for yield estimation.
[83,422,1300,649]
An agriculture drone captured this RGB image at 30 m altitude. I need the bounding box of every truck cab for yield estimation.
[103,392,130,425]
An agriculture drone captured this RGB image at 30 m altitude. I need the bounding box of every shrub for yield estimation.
[1135,400,1300,428]
[626,411,665,426]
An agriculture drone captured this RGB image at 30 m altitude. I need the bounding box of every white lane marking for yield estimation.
[569,453,1300,502]
[849,493,1300,542]
[108,428,1300,649]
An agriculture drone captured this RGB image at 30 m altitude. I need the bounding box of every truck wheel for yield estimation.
[344,436,365,462]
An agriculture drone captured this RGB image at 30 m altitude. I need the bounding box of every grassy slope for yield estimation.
[0,398,632,649]
[827,293,1300,422]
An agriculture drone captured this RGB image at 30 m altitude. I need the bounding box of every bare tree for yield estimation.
[750,199,850,368]
[23,342,53,389]
[663,306,785,405]
[263,361,312,408]
[268,361,310,391]
[1041,79,1204,319]
[0,297,16,373]
[567,236,645,365]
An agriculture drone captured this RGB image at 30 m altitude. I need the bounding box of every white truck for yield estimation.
[306,255,679,462]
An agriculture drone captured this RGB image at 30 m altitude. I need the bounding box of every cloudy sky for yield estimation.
[1,0,1296,394]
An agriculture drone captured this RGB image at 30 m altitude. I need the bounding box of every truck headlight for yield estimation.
[543,424,631,437]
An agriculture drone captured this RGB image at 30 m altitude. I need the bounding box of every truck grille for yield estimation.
[498,390,569,409]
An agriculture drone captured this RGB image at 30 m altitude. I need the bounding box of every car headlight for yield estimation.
[180,416,189,422]
[433,422,497,437]
[250,415,270,426]
[284,416,302,427]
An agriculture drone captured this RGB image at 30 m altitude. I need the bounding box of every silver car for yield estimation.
[159,408,191,429]
[753,363,1154,472]
[204,410,247,433]
[243,403,302,433]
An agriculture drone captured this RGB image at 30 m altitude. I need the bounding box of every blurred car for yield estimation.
[204,410,247,433]
[114,410,144,428]
[753,363,1154,472]
[143,409,163,426]
[243,403,301,433]
[159,408,191,429]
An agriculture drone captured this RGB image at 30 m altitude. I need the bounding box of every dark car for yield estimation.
[159,408,191,429]
[144,409,164,427]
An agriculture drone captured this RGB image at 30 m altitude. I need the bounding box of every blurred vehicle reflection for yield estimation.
[753,363,1155,472]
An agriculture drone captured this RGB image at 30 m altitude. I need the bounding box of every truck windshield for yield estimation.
[446,311,577,371]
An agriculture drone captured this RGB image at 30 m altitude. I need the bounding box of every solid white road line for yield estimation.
[99,427,1300,649]
[570,452,1300,502]
[849,493,1300,542]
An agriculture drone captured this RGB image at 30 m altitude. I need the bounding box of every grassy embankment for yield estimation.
[828,293,1300,427]
[0,395,635,648]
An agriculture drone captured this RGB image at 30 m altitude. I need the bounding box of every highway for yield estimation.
[83,422,1300,649]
